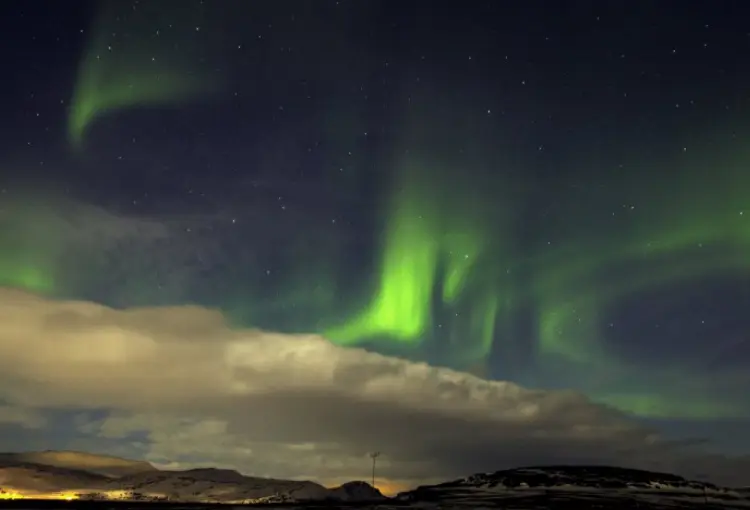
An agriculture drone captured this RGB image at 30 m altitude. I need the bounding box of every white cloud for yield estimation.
[0,288,748,489]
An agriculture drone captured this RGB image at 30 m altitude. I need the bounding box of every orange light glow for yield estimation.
[374,480,411,496]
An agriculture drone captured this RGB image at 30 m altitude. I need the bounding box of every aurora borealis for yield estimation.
[2,0,750,483]
[67,0,223,148]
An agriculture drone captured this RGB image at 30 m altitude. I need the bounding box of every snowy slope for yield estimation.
[0,463,110,494]
[396,465,750,509]
[0,451,379,503]
[100,467,331,502]
[2,452,749,508]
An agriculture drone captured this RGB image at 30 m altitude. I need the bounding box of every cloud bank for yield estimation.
[0,288,748,489]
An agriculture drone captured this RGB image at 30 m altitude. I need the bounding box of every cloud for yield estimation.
[0,192,342,313]
[0,288,748,488]
[0,405,46,429]
[0,193,179,300]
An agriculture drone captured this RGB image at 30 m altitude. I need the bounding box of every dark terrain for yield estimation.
[1,452,748,509]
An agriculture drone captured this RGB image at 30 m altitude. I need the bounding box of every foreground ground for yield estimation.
[1,489,750,510]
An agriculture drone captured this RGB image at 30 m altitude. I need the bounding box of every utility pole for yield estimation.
[369,452,381,488]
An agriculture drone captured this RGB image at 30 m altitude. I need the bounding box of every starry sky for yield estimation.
[1,0,750,490]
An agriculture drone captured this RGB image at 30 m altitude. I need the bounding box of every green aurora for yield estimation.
[68,0,221,148]
[4,0,745,422]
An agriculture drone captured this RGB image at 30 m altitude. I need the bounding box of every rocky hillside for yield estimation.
[329,480,386,501]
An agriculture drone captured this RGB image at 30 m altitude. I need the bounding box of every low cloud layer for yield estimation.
[0,288,748,488]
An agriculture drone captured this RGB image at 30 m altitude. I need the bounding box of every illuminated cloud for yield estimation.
[0,289,748,488]
[2,186,749,426]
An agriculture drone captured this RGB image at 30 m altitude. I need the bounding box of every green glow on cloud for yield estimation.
[0,263,54,293]
[5,25,749,423]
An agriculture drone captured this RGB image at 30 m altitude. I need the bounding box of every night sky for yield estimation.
[1,0,750,491]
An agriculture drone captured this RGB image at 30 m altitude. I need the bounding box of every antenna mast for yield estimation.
[369,451,381,488]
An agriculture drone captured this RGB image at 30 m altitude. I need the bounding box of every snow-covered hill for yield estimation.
[0,462,110,494]
[0,451,382,503]
[2,452,749,508]
[397,465,750,509]
[100,467,332,502]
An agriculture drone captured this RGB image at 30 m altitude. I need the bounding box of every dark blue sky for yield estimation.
[0,0,749,487]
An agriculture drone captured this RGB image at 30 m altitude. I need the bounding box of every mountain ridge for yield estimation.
[1,451,749,508]
[0,450,385,503]
[396,465,750,509]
